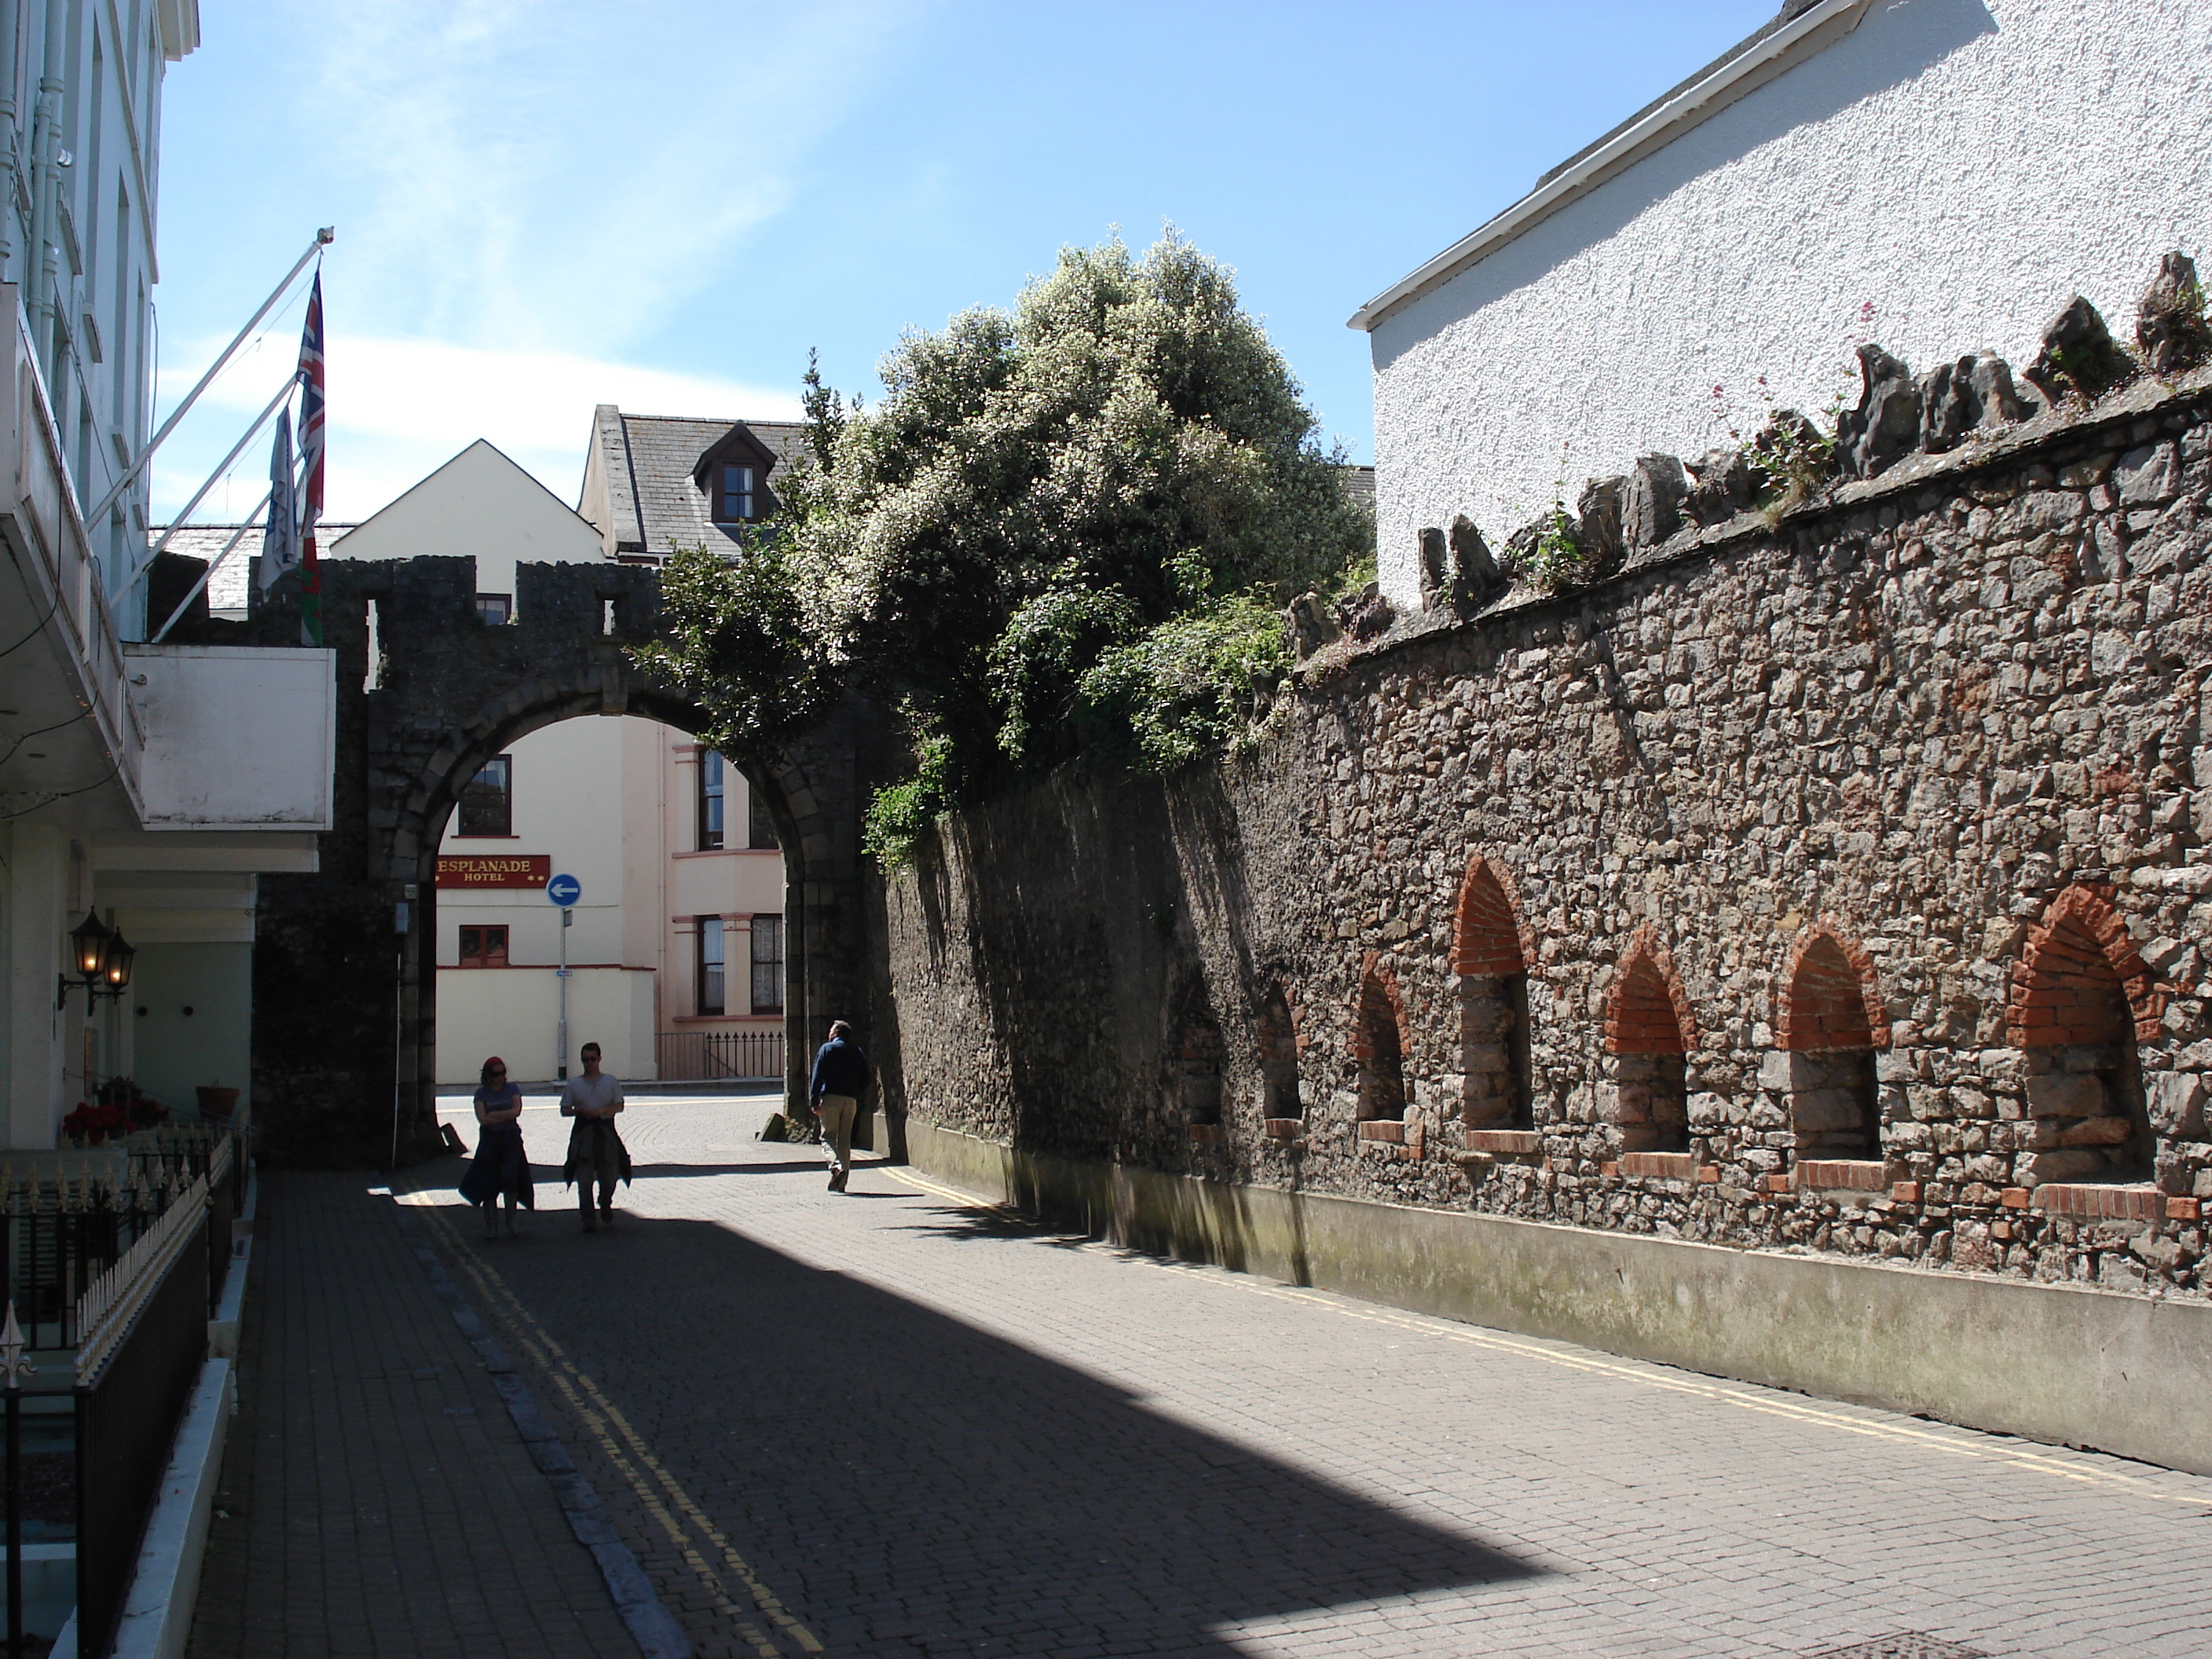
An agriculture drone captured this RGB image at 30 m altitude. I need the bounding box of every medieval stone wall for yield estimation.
[874,368,2212,1302]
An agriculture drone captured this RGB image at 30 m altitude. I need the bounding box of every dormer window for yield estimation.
[716,463,756,523]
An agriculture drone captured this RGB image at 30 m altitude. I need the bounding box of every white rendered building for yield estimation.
[2,2,340,1147]
[1353,0,2212,606]
[302,424,800,1086]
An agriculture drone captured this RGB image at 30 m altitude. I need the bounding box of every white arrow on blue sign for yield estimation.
[546,873,582,907]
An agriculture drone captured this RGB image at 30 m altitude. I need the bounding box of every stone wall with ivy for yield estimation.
[873,309,2212,1302]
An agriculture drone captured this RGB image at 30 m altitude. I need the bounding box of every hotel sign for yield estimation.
[436,854,551,889]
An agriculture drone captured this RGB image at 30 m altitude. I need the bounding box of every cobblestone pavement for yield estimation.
[187,1171,640,1659]
[375,1090,2212,1658]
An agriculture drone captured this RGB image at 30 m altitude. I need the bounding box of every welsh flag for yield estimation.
[295,273,327,647]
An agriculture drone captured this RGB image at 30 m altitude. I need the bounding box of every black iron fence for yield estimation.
[2,1179,179,1354]
[71,1176,211,1659]
[656,1028,782,1082]
[0,1117,247,1653]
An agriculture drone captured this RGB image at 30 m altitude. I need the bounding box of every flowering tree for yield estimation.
[636,231,1371,859]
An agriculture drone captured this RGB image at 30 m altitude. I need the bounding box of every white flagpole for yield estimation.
[88,229,333,531]
[146,490,276,644]
[122,372,299,598]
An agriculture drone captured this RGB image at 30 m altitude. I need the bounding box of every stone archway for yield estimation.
[209,553,877,1165]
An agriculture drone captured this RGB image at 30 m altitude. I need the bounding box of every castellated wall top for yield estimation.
[1367,0,2212,606]
[877,357,2212,1303]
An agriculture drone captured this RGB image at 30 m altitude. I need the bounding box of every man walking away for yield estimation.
[809,1020,870,1192]
[561,1041,631,1231]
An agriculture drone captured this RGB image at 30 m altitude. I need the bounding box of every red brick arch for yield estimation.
[1451,855,1536,977]
[2009,883,2165,1047]
[1603,928,1697,1056]
[1351,952,1413,1063]
[1775,922,1888,1051]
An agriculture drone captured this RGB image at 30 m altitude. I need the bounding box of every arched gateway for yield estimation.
[191,554,876,1164]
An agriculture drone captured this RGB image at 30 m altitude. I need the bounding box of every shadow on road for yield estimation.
[457,1194,1546,1657]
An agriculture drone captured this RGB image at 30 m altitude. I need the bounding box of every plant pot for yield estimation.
[196,1086,240,1120]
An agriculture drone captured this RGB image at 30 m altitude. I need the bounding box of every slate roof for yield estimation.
[577,406,1372,556]
[1341,465,1375,515]
[149,523,361,615]
[584,409,810,558]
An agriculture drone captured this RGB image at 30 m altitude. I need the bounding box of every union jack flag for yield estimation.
[295,272,327,646]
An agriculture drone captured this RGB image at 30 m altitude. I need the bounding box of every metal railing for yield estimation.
[655,1029,782,1082]
[0,1176,183,1353]
[72,1174,211,1659]
[0,1119,246,1651]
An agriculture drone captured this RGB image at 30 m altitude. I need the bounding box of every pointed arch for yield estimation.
[2009,883,2156,1183]
[1451,855,1534,976]
[1171,980,1226,1130]
[1256,979,1302,1125]
[1353,953,1410,1122]
[1603,928,1695,1057]
[1774,921,1884,1156]
[2008,883,2163,1048]
[1603,928,1692,1155]
[1452,854,1535,1131]
[1775,922,1888,1052]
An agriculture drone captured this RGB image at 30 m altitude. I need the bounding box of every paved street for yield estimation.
[198,1089,2212,1658]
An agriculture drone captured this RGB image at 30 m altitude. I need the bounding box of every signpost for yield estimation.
[548,874,580,1079]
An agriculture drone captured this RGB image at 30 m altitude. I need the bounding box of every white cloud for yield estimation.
[147,0,921,521]
[152,335,801,521]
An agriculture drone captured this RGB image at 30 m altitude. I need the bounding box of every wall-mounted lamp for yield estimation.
[57,911,135,1009]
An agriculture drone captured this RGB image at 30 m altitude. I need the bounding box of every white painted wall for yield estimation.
[130,942,251,1115]
[437,965,654,1086]
[127,646,336,829]
[1366,0,2212,605]
[331,439,604,604]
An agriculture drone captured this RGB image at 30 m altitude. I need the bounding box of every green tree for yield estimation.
[644,230,1371,859]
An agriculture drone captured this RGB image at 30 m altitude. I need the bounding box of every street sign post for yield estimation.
[548,874,580,1077]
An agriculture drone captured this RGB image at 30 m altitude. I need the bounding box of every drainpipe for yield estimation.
[24,0,64,371]
[0,0,20,278]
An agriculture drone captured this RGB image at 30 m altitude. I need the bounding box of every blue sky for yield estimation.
[149,1,1778,522]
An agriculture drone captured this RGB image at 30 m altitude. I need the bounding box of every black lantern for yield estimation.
[68,910,110,978]
[100,929,135,991]
[57,911,130,1008]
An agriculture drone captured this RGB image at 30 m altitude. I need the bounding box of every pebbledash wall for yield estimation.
[1361,0,2212,608]
[875,329,2212,1473]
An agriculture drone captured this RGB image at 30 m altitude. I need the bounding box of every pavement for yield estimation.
[191,1088,2212,1658]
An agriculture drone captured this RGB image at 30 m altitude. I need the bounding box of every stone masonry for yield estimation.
[168,556,881,1164]
[873,298,2212,1304]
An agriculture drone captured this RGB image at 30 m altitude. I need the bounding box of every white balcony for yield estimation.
[0,281,335,833]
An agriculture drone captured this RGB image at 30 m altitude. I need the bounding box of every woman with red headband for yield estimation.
[459,1056,534,1237]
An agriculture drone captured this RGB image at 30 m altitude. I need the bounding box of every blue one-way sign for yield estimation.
[546,873,582,907]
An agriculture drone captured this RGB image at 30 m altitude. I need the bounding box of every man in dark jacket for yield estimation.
[808,1020,870,1192]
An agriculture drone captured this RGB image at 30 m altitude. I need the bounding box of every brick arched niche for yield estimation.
[1771,924,1888,1157]
[1256,980,1302,1133]
[1602,928,1695,1155]
[1451,855,1535,1132]
[1170,980,1226,1139]
[2008,884,2163,1184]
[1350,954,1411,1124]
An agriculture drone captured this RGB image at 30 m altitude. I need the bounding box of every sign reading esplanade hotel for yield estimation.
[436,854,552,888]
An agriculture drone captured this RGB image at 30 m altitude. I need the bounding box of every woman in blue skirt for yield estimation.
[459,1056,533,1237]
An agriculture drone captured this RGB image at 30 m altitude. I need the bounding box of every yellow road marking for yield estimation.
[401,1192,824,1655]
[876,1167,2208,1510]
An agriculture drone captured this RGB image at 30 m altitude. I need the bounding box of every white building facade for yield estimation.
[2,2,340,1148]
[1354,0,2212,606]
[305,427,795,1086]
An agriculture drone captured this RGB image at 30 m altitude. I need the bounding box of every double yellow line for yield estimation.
[403,1193,823,1657]
[879,1167,2210,1510]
